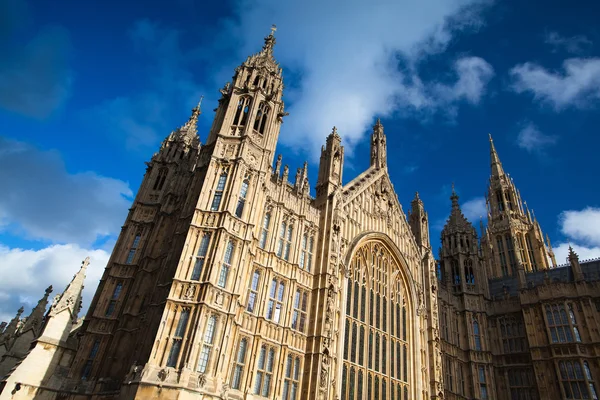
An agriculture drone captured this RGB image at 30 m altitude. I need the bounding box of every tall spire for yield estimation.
[261,24,277,57]
[489,133,504,177]
[370,118,387,169]
[178,97,203,141]
[21,286,53,334]
[49,257,89,322]
[0,306,24,342]
[450,182,460,211]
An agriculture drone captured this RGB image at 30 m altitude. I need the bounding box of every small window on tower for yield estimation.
[211,172,228,211]
[235,178,250,218]
[253,102,270,134]
[126,233,141,264]
[153,168,168,191]
[233,97,252,126]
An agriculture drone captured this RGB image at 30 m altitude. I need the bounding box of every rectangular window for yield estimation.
[276,220,293,261]
[218,240,235,288]
[247,270,261,313]
[506,235,517,274]
[266,278,285,323]
[259,212,271,249]
[191,233,211,280]
[235,179,249,218]
[197,315,217,373]
[291,289,308,332]
[81,339,100,379]
[282,354,300,400]
[105,282,123,317]
[299,232,314,271]
[497,236,508,276]
[254,346,275,397]
[125,233,141,264]
[479,366,488,399]
[211,173,227,211]
[231,338,248,390]
[167,308,190,368]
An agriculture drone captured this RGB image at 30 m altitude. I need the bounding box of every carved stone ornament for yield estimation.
[183,285,196,301]
[157,368,169,382]
[197,373,207,388]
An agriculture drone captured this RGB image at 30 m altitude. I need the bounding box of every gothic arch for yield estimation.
[338,231,420,400]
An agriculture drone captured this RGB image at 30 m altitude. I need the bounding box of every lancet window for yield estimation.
[452,259,461,292]
[464,259,475,285]
[299,230,314,271]
[126,233,141,264]
[105,282,123,317]
[525,234,538,271]
[167,307,190,367]
[497,236,508,276]
[231,337,248,390]
[197,315,217,373]
[191,232,211,281]
[81,339,100,379]
[235,177,250,218]
[153,168,168,191]
[217,240,235,288]
[341,240,410,399]
[254,345,275,397]
[259,212,271,249]
[233,96,251,127]
[246,270,261,313]
[253,102,270,134]
[211,171,228,211]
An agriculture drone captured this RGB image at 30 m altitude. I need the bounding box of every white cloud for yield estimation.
[552,242,600,266]
[462,197,487,222]
[510,58,600,110]
[516,122,557,153]
[0,244,108,323]
[551,207,600,266]
[559,207,600,247]
[0,138,132,246]
[545,32,592,55]
[229,0,494,156]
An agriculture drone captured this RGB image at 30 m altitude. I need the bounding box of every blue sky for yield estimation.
[1,0,600,321]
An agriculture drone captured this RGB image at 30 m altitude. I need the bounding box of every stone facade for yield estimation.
[437,138,600,400]
[1,28,599,400]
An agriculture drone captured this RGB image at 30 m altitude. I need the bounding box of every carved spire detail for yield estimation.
[49,257,89,322]
[489,133,504,178]
[21,286,53,335]
[370,118,387,170]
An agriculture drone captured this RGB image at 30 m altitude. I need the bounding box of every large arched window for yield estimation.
[341,241,410,399]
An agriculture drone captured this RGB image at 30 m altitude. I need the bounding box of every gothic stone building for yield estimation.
[0,29,599,400]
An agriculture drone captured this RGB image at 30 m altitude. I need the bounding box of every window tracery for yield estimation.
[341,240,410,399]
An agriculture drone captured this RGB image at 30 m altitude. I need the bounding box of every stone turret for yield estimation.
[0,259,90,399]
[316,127,344,203]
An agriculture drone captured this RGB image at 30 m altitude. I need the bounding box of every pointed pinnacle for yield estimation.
[489,133,505,177]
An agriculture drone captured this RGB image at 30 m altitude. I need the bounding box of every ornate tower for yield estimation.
[104,27,290,398]
[481,135,551,279]
[439,187,487,295]
[437,188,493,400]
[0,259,88,399]
[67,102,202,388]
[316,127,344,203]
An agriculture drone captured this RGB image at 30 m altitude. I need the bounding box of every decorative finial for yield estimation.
[270,24,277,36]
